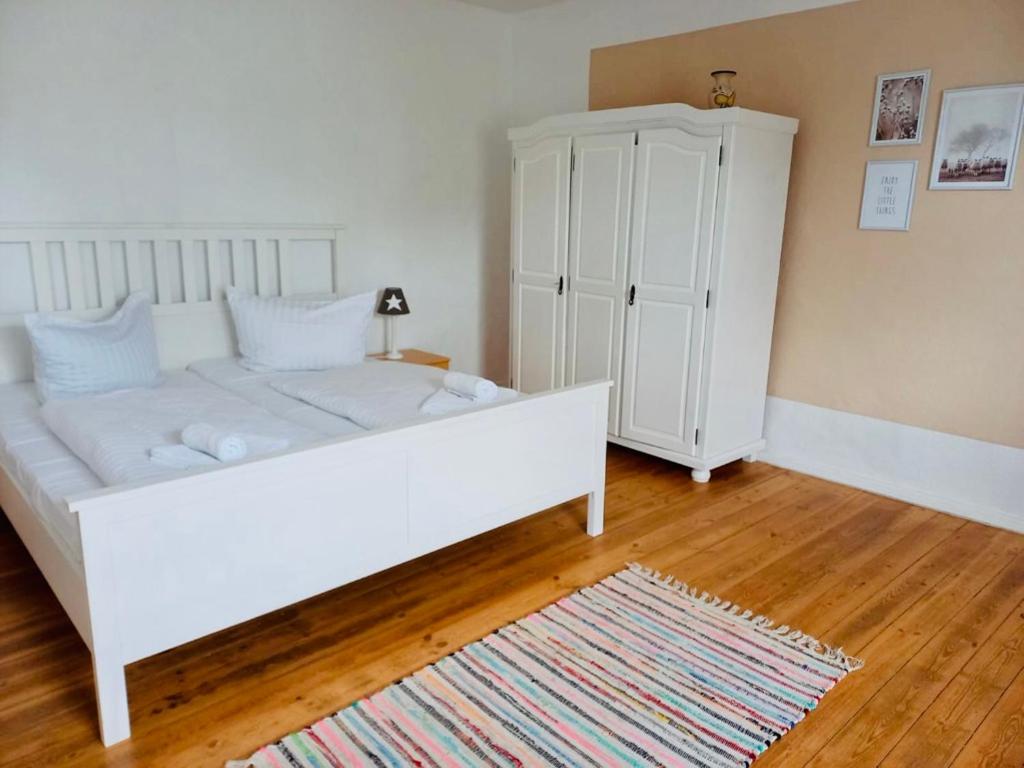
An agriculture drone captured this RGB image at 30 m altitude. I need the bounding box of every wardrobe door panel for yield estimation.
[511,137,571,393]
[570,293,617,381]
[565,132,635,435]
[575,147,624,282]
[620,128,721,454]
[628,301,693,441]
[520,156,563,276]
[516,284,561,394]
[638,146,705,290]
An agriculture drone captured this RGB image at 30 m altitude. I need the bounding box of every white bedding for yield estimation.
[0,383,100,564]
[39,373,324,487]
[2,357,511,565]
[187,357,365,437]
[271,361,517,430]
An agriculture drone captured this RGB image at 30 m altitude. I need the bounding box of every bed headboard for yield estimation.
[0,224,345,383]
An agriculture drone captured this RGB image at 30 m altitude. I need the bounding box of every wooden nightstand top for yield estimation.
[371,348,450,370]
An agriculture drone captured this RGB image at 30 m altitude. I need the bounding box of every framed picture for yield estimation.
[859,160,918,231]
[929,83,1024,190]
[869,69,930,146]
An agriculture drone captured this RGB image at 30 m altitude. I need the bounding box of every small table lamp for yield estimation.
[377,287,410,360]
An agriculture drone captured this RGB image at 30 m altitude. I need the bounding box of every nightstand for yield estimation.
[371,348,450,370]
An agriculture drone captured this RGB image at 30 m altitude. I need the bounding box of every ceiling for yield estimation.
[454,0,566,12]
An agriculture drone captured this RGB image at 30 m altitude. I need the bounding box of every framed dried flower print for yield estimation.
[869,69,930,146]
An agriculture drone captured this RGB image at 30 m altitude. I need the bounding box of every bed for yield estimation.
[0,224,610,746]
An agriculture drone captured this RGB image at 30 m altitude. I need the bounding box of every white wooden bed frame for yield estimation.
[0,224,610,746]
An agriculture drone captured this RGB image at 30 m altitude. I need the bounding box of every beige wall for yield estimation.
[589,0,1024,448]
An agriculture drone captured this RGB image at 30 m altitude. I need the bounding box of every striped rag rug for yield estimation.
[231,564,862,767]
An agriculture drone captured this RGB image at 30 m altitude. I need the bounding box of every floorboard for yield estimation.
[0,446,1021,767]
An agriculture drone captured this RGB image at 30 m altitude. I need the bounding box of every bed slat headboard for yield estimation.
[0,224,345,383]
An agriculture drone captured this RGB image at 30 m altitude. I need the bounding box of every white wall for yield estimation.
[0,0,513,377]
[0,0,851,381]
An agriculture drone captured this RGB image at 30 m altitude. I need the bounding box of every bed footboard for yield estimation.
[69,380,610,745]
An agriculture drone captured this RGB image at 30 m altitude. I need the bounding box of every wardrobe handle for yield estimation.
[628,285,636,306]
[557,276,564,295]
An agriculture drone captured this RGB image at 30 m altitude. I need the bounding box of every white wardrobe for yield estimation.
[508,103,798,482]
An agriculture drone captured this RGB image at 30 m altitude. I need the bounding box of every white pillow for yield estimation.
[24,293,162,402]
[226,287,376,372]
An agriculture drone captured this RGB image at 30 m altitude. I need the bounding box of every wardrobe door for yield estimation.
[620,128,721,454]
[565,132,635,436]
[511,137,571,393]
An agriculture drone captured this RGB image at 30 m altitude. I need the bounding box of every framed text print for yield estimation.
[929,83,1024,190]
[859,160,918,231]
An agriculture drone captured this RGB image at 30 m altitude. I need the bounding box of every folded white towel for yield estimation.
[181,423,248,462]
[420,386,517,416]
[443,372,498,402]
[149,444,221,470]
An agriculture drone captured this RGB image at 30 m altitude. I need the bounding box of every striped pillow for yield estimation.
[226,287,375,371]
[24,293,162,402]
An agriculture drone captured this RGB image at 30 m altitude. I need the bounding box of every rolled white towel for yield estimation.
[443,371,498,402]
[181,423,248,462]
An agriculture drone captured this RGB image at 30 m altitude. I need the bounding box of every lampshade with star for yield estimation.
[377,287,410,359]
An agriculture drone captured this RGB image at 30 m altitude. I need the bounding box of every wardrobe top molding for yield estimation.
[508,103,799,143]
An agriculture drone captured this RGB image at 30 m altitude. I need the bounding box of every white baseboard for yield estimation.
[761,396,1024,534]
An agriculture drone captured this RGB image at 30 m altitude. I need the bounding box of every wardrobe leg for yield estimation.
[690,468,711,483]
[742,453,759,463]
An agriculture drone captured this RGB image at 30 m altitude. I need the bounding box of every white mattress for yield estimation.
[0,383,100,564]
[187,357,366,437]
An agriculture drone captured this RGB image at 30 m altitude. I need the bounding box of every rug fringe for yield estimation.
[625,562,865,673]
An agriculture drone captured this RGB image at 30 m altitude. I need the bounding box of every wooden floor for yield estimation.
[2,447,1023,767]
